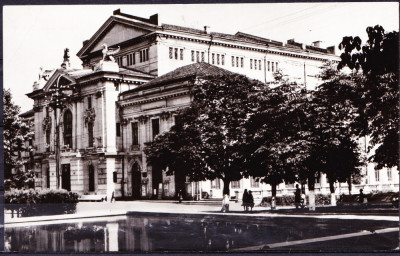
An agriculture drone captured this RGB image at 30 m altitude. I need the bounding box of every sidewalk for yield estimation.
[5,200,399,226]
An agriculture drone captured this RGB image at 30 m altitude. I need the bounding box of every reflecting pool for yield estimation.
[5,213,398,252]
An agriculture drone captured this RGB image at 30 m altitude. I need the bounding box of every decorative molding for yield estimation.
[160,111,171,121]
[42,116,52,131]
[136,115,148,124]
[84,108,96,126]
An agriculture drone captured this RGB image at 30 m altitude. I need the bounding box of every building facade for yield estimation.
[27,10,398,201]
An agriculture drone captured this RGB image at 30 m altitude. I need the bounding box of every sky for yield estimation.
[3,2,399,112]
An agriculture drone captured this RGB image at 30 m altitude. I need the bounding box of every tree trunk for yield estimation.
[223,179,230,196]
[221,179,231,212]
[271,183,277,210]
[329,180,336,206]
[347,174,352,195]
[308,176,316,211]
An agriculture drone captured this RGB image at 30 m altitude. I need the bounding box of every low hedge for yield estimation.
[260,194,331,207]
[5,189,79,217]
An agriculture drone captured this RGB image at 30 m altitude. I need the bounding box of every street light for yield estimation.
[46,72,74,190]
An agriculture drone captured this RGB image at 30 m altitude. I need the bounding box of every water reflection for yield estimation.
[5,215,398,252]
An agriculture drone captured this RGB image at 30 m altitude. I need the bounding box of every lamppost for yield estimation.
[47,72,73,189]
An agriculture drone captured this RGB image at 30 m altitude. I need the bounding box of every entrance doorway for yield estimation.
[131,162,141,199]
[152,164,163,198]
[89,165,95,192]
[61,164,71,191]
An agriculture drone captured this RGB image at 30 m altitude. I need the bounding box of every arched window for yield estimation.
[63,109,73,148]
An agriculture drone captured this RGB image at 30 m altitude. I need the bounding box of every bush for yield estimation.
[261,194,331,207]
[5,189,79,217]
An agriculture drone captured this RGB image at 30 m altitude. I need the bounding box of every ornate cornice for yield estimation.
[136,115,148,124]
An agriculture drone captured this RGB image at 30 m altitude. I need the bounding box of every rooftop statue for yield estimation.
[102,44,120,62]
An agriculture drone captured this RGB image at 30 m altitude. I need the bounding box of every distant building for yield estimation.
[26,10,398,201]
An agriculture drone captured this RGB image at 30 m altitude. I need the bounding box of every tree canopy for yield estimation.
[338,25,399,169]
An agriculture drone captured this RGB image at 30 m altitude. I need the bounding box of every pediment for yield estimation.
[77,16,156,58]
[42,69,75,92]
[90,23,151,53]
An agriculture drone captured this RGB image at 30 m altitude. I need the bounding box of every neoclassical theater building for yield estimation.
[26,10,398,202]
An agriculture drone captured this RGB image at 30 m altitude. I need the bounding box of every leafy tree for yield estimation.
[338,25,399,169]
[145,74,263,197]
[3,88,32,188]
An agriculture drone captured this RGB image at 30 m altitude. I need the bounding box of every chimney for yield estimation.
[149,14,159,25]
[327,46,335,54]
[312,41,322,47]
[204,26,210,34]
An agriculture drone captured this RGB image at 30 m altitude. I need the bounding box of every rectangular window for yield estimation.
[139,49,149,62]
[174,48,178,60]
[236,57,239,67]
[116,123,121,137]
[259,60,262,70]
[375,169,380,182]
[212,53,215,64]
[169,47,173,59]
[146,49,149,61]
[132,122,139,146]
[201,52,205,62]
[268,61,270,71]
[272,62,275,72]
[46,167,50,188]
[88,96,92,109]
[231,180,240,189]
[211,179,221,189]
[139,51,143,62]
[180,49,184,60]
[217,54,220,65]
[250,59,253,69]
[113,171,118,183]
[88,122,94,147]
[221,55,225,65]
[276,62,278,71]
[152,118,160,139]
[241,57,244,68]
[387,169,392,181]
[231,56,235,67]
[191,50,195,62]
[250,176,259,188]
[196,51,200,62]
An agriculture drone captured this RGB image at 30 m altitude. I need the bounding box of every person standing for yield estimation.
[294,184,301,209]
[248,190,254,211]
[242,189,249,211]
[359,189,364,204]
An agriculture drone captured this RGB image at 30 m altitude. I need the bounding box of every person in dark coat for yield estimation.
[248,190,254,211]
[294,184,301,209]
[359,189,364,204]
[242,189,249,211]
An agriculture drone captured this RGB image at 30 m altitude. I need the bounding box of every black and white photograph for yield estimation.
[3,2,399,253]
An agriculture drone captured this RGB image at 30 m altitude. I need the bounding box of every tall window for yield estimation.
[174,48,178,60]
[268,61,270,71]
[152,118,160,139]
[259,60,262,70]
[201,52,205,62]
[221,55,225,65]
[180,49,184,60]
[132,122,139,146]
[127,53,135,66]
[272,62,275,72]
[139,48,149,62]
[88,122,94,147]
[387,168,392,182]
[236,57,239,67]
[211,179,221,189]
[212,53,215,64]
[45,107,51,149]
[116,123,121,137]
[169,47,173,59]
[250,59,253,69]
[231,180,240,189]
[89,165,95,192]
[240,57,244,68]
[191,50,195,62]
[196,51,200,62]
[231,56,235,67]
[375,169,380,182]
[217,54,220,65]
[250,176,259,188]
[63,110,73,148]
[46,167,50,188]
[275,62,278,70]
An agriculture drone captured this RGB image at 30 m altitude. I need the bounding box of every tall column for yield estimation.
[106,157,115,202]
[103,81,117,153]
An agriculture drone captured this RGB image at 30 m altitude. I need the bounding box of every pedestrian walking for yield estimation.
[359,189,364,204]
[178,189,183,203]
[248,190,254,211]
[294,184,301,209]
[242,189,249,211]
